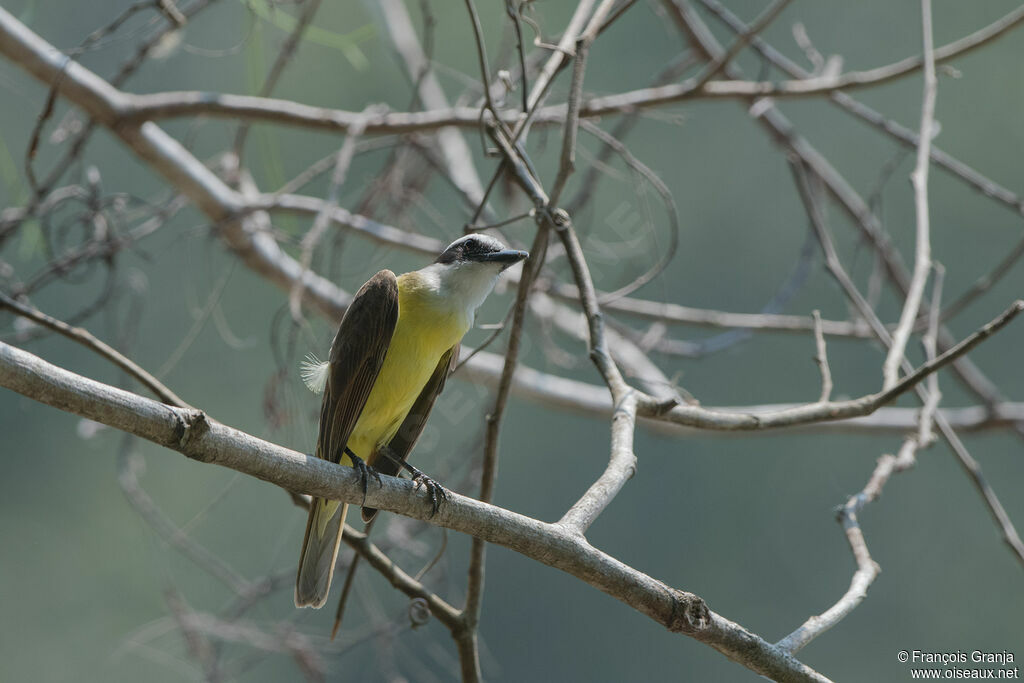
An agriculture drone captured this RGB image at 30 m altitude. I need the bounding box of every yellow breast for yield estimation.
[344,272,467,464]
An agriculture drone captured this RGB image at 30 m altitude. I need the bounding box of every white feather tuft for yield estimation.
[300,353,330,394]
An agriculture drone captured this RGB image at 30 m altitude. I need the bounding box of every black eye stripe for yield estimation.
[435,236,502,263]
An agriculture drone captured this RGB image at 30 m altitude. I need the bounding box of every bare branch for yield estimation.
[648,299,1024,431]
[919,264,945,448]
[559,391,637,533]
[339,526,462,631]
[0,340,833,682]
[453,346,1024,436]
[463,223,549,682]
[690,0,792,88]
[379,0,489,207]
[672,0,1007,408]
[232,0,323,163]
[699,0,1024,221]
[776,455,887,654]
[557,284,870,337]
[288,113,368,320]
[129,91,524,134]
[548,0,617,205]
[117,443,255,595]
[0,292,190,408]
[779,268,945,654]
[580,3,1024,108]
[936,417,1024,568]
[462,0,498,118]
[115,1,1024,136]
[518,0,596,130]
[811,310,832,403]
[883,0,937,389]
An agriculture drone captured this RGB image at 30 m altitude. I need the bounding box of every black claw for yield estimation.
[345,448,382,506]
[362,447,447,516]
[408,465,447,517]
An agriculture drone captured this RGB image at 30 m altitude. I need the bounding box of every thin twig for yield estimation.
[699,0,1024,221]
[789,159,1024,568]
[233,0,323,164]
[684,0,1006,407]
[575,120,680,301]
[117,443,256,595]
[379,0,490,208]
[776,455,885,654]
[936,417,1024,568]
[919,264,945,448]
[940,236,1024,323]
[462,0,498,118]
[506,0,529,113]
[463,225,549,671]
[288,112,369,320]
[115,1,1024,137]
[778,264,947,654]
[883,0,937,389]
[559,390,637,533]
[0,291,190,408]
[811,310,832,403]
[690,0,792,89]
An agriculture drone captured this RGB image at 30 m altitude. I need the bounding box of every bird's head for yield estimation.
[416,234,529,322]
[434,234,529,270]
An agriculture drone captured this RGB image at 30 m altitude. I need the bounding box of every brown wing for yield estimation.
[360,344,458,522]
[317,270,399,465]
[296,270,398,608]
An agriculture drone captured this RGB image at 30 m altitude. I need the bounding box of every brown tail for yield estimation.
[295,498,349,608]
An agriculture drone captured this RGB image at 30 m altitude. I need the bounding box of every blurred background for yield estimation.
[1,0,1023,680]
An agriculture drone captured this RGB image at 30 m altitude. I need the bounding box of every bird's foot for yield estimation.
[365,447,447,516]
[345,448,382,506]
[405,463,448,517]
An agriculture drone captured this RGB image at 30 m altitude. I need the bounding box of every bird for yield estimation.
[295,234,529,609]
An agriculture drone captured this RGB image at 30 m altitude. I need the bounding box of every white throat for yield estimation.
[416,261,505,326]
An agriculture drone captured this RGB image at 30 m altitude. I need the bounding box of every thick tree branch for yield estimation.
[0,340,832,683]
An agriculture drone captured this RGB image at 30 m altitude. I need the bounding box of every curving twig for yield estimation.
[0,291,190,408]
[778,263,947,654]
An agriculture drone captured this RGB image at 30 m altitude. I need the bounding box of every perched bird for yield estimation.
[295,234,529,609]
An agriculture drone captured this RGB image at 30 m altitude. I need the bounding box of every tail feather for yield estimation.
[295,498,349,608]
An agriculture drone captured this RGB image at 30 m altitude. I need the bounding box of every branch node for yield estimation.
[650,396,680,416]
[668,589,710,633]
[548,207,571,231]
[176,409,210,455]
[408,597,431,628]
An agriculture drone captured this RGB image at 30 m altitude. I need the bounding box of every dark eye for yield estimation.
[463,238,486,254]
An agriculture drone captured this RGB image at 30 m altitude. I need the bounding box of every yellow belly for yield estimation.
[342,274,466,466]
